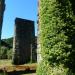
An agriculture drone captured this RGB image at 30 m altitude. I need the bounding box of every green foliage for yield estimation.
[7,48,12,59]
[0,47,7,59]
[37,61,75,75]
[0,47,12,59]
[0,37,13,59]
[2,37,13,47]
[37,61,48,75]
[69,0,75,15]
[37,0,75,74]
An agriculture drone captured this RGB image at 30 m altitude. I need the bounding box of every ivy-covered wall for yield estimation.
[37,0,75,75]
[70,0,75,15]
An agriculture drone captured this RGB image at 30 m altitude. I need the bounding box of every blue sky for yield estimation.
[1,0,38,39]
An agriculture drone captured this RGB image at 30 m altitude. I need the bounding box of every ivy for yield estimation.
[37,0,75,74]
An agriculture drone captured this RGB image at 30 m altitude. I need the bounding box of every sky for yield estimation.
[1,0,38,39]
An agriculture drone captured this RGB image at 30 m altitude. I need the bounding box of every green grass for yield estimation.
[0,59,12,66]
[0,59,37,66]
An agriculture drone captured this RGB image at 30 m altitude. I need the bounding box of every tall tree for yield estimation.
[37,0,75,75]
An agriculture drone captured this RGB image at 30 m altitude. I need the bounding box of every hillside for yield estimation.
[2,37,13,47]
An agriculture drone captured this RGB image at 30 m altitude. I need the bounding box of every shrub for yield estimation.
[7,48,12,59]
[0,47,12,59]
[0,47,8,59]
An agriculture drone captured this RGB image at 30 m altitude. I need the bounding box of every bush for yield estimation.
[0,47,12,59]
[7,48,12,59]
[0,47,8,59]
[37,0,75,74]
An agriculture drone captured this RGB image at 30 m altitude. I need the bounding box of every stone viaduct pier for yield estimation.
[0,0,5,46]
[13,18,36,64]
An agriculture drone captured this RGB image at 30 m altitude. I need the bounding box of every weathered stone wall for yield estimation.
[0,0,5,46]
[32,36,37,62]
[13,18,35,64]
[37,0,42,63]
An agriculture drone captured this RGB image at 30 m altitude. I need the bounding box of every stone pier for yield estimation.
[37,0,42,63]
[0,0,5,46]
[13,18,35,65]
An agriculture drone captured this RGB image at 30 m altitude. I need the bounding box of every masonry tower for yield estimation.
[13,18,35,64]
[0,0,5,45]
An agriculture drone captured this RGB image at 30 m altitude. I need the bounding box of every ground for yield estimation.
[0,59,37,75]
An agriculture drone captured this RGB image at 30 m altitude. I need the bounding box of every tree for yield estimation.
[0,47,12,59]
[37,0,75,75]
[0,47,8,59]
[2,37,13,47]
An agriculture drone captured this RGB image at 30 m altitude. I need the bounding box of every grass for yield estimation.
[0,60,37,75]
[0,59,37,66]
[0,59,12,66]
